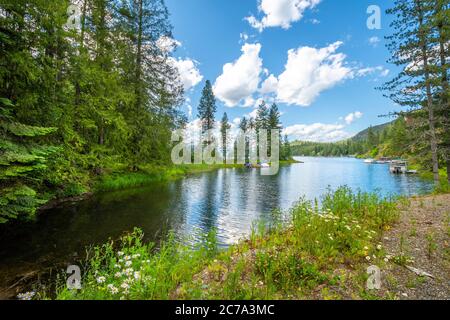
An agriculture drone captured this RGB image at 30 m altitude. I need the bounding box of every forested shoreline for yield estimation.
[0,0,448,225]
[0,0,296,224]
[0,0,448,302]
[0,0,190,223]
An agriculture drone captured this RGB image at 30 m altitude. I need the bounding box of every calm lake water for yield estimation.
[0,157,434,291]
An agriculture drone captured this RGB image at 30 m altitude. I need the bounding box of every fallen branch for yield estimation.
[405,266,435,279]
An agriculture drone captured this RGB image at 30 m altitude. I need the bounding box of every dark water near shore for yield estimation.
[0,157,434,294]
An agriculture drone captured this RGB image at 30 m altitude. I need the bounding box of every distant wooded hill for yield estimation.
[290,120,401,158]
[350,121,393,142]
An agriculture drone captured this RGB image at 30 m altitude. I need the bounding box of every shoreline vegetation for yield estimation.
[31,186,448,300]
[37,159,302,211]
[290,117,449,189]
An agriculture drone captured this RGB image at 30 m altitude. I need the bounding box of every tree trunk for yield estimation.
[135,0,144,111]
[75,0,87,106]
[99,124,104,145]
[436,3,450,184]
[417,1,440,184]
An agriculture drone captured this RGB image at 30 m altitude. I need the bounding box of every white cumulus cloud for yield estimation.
[368,36,380,47]
[213,43,263,107]
[246,0,322,32]
[157,36,203,91]
[170,58,203,91]
[157,36,182,53]
[260,74,279,94]
[344,111,363,125]
[283,123,352,142]
[213,41,384,108]
[275,41,352,106]
[356,66,389,77]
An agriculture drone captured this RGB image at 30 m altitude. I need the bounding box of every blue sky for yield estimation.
[165,0,404,142]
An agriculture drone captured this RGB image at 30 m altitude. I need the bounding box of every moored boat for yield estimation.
[390,160,408,174]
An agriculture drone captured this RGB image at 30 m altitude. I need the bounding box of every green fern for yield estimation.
[0,98,58,223]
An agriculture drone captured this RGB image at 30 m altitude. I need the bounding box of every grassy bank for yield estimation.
[94,164,244,193]
[94,167,186,192]
[94,160,302,193]
[42,186,406,300]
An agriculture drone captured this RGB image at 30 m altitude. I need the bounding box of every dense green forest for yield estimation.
[0,0,187,223]
[0,0,294,224]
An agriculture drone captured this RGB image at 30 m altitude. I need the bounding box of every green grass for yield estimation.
[95,167,186,192]
[38,186,401,300]
[280,158,303,164]
[415,166,449,194]
[53,160,303,198]
[94,164,243,192]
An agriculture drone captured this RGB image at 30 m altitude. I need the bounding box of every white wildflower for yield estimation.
[124,268,133,276]
[96,276,106,284]
[17,291,36,300]
[107,284,118,294]
[124,260,132,267]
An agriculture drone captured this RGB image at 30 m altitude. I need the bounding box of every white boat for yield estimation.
[375,157,392,164]
[364,159,375,164]
[390,160,408,174]
[260,163,270,168]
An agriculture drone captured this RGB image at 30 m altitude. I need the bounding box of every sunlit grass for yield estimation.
[44,186,400,300]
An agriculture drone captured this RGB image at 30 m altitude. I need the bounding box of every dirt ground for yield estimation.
[380,194,450,300]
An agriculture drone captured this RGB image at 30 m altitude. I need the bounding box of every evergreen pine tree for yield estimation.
[381,0,442,183]
[198,80,217,144]
[220,112,231,159]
